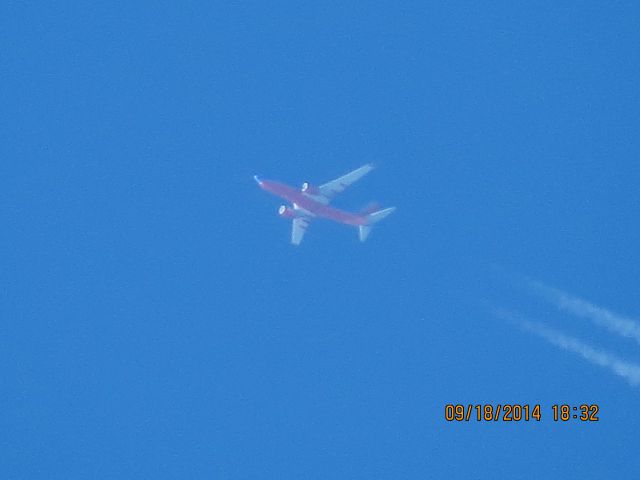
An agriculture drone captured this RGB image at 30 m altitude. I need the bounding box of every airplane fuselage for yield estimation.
[255,178,367,226]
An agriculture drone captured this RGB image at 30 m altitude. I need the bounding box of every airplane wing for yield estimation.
[291,216,311,245]
[290,203,314,245]
[318,163,374,202]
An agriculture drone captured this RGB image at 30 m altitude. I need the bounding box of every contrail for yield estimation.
[497,309,640,387]
[530,281,640,346]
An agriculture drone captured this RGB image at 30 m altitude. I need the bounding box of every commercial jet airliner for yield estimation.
[254,164,395,245]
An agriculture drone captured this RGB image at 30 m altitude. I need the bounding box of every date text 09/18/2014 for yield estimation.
[444,404,599,422]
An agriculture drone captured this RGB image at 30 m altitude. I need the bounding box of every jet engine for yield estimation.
[301,182,321,195]
[278,205,297,218]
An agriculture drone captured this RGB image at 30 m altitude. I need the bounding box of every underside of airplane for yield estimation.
[254,164,395,245]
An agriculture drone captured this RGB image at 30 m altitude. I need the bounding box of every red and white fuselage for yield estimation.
[254,176,367,226]
[254,164,395,245]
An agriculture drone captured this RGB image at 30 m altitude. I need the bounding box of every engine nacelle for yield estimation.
[301,182,321,195]
[278,205,297,218]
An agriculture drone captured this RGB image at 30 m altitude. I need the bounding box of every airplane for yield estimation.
[254,163,395,245]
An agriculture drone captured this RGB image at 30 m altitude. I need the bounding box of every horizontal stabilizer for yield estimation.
[366,207,396,225]
[359,225,372,242]
[358,206,396,242]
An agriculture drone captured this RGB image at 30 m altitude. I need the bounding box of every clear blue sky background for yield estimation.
[2,1,639,478]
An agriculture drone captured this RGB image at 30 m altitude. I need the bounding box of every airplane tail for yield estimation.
[358,206,396,242]
[359,202,381,216]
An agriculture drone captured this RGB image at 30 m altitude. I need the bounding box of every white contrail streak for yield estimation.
[497,309,640,387]
[530,281,640,346]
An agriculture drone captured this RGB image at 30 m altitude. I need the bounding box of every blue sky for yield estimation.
[2,1,639,478]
